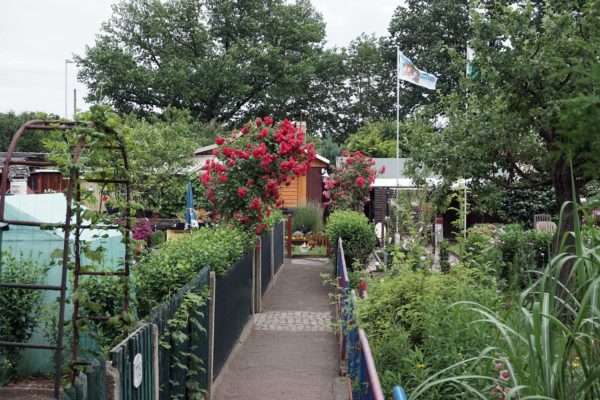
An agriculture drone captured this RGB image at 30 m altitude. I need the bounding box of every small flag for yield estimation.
[398,52,437,91]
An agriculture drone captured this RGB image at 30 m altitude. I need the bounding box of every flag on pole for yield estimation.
[398,52,437,90]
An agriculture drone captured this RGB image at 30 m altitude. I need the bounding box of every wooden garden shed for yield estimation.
[192,146,332,210]
[279,155,331,209]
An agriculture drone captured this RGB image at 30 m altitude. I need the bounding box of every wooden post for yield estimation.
[286,213,292,258]
[206,271,216,399]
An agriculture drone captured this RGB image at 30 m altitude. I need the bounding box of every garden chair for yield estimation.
[533,213,552,226]
[535,220,557,233]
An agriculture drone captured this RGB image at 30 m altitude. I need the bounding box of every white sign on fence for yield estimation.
[133,353,143,388]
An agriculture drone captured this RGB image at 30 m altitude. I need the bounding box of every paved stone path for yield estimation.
[254,311,333,332]
[212,258,339,400]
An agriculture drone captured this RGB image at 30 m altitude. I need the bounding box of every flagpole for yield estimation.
[396,46,400,190]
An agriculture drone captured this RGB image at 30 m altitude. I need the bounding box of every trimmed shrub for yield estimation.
[134,225,252,316]
[292,202,324,234]
[147,230,166,248]
[326,210,376,268]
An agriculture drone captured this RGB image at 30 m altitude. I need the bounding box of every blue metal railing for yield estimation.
[336,238,408,400]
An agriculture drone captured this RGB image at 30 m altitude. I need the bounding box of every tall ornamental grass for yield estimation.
[292,201,324,234]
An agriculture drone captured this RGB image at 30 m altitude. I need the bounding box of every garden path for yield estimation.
[211,257,340,400]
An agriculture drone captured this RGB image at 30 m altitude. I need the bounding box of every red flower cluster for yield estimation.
[199,117,315,234]
[323,150,379,211]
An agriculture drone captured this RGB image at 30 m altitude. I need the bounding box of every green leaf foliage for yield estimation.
[135,225,252,316]
[355,266,503,398]
[0,111,48,152]
[76,0,326,125]
[405,0,600,243]
[345,120,400,158]
[0,252,46,384]
[459,224,553,290]
[326,210,376,269]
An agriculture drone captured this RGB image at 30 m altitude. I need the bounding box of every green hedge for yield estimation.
[135,225,253,316]
[326,210,376,269]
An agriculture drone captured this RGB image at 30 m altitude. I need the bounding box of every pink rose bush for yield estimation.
[199,117,316,234]
[323,150,381,211]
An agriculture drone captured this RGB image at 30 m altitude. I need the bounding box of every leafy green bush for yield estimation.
[147,230,166,248]
[415,215,599,399]
[459,224,552,289]
[78,274,136,352]
[326,210,376,268]
[263,208,285,230]
[355,266,504,398]
[135,225,252,316]
[292,202,324,234]
[496,224,552,288]
[0,252,46,384]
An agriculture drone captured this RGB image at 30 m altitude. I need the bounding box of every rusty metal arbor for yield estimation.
[0,118,133,399]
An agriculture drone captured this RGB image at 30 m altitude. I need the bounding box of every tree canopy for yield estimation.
[405,0,600,249]
[77,0,326,125]
[345,120,402,158]
[388,0,470,115]
[0,111,47,153]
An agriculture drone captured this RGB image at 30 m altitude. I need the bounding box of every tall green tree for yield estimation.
[388,0,470,115]
[345,120,402,158]
[124,108,225,216]
[77,0,326,125]
[406,0,600,255]
[0,111,47,152]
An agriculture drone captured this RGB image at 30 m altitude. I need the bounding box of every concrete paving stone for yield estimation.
[213,259,340,400]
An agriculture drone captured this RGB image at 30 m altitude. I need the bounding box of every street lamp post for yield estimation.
[65,59,75,119]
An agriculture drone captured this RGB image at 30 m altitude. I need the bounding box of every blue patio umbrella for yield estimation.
[185,181,198,229]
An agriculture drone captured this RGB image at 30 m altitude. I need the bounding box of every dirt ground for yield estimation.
[0,376,54,399]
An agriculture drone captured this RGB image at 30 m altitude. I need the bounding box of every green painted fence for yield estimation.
[62,357,107,400]
[148,266,210,400]
[109,324,155,400]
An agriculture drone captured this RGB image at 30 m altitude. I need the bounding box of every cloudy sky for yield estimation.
[0,0,399,117]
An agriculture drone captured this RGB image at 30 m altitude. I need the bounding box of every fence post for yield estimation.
[152,324,159,400]
[270,228,275,284]
[206,271,216,400]
[255,237,262,313]
[286,213,292,258]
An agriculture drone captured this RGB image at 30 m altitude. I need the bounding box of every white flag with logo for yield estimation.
[398,52,437,91]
